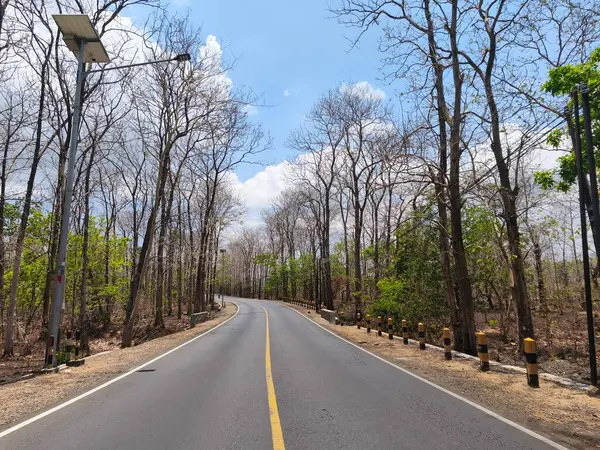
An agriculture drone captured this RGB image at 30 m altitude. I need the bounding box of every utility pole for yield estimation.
[572,87,598,387]
[578,84,598,387]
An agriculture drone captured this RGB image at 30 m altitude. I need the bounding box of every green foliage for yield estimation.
[367,219,447,326]
[462,206,510,309]
[535,47,600,192]
[533,169,556,190]
[55,351,70,365]
[254,252,280,297]
[4,210,130,320]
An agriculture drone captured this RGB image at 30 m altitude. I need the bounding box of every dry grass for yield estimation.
[289,303,600,450]
[0,303,237,428]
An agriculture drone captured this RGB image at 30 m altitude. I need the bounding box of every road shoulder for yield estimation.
[0,303,238,429]
[281,303,600,450]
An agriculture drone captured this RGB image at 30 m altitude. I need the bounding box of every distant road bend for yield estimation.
[0,297,568,450]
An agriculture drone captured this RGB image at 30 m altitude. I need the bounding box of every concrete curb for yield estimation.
[57,350,113,372]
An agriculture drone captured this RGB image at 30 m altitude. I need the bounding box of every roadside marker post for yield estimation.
[74,329,81,360]
[377,316,382,336]
[477,332,490,372]
[387,317,393,340]
[443,328,452,360]
[366,314,371,333]
[46,335,54,368]
[402,320,408,345]
[356,312,361,329]
[524,338,540,388]
[418,323,426,350]
[65,331,73,362]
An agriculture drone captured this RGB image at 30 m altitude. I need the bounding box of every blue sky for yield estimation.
[171,0,385,182]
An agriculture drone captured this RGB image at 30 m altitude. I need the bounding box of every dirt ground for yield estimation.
[290,304,600,450]
[475,309,600,384]
[0,303,237,428]
[334,300,600,385]
[1,311,205,384]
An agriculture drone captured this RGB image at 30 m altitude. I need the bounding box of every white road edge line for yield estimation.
[279,303,569,450]
[0,302,240,440]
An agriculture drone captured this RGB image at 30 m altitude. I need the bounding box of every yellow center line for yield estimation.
[261,305,286,450]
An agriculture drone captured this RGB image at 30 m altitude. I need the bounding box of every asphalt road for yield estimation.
[0,297,565,450]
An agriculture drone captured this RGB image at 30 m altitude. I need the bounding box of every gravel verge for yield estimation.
[0,303,237,428]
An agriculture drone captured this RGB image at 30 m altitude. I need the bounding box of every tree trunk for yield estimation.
[122,148,171,347]
[3,57,49,357]
[177,196,183,320]
[447,0,476,355]
[167,225,174,317]
[79,142,96,356]
[353,185,363,315]
[485,83,534,344]
[531,232,546,312]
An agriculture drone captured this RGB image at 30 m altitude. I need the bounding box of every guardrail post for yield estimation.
[418,323,425,350]
[366,314,371,333]
[388,317,393,340]
[476,331,490,371]
[377,316,382,336]
[524,338,540,388]
[443,328,452,360]
[356,312,361,329]
[402,320,408,345]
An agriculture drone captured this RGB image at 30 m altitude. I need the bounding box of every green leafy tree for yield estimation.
[369,220,447,328]
[535,48,600,191]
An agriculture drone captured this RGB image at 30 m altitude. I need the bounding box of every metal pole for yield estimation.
[46,40,86,368]
[579,84,599,387]
[572,89,598,386]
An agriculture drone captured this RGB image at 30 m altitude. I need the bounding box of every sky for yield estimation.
[132,0,388,227]
[124,0,564,229]
[166,0,385,176]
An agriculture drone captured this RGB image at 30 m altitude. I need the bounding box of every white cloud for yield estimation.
[340,81,385,101]
[471,124,566,174]
[284,89,291,97]
[230,161,292,224]
[242,104,259,116]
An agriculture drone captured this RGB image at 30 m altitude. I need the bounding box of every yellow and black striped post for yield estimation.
[524,338,540,388]
[418,323,425,350]
[388,317,393,340]
[74,329,81,360]
[356,312,362,329]
[377,316,383,336]
[46,335,54,368]
[477,331,490,371]
[443,328,452,360]
[65,331,74,362]
[366,314,371,333]
[402,320,408,345]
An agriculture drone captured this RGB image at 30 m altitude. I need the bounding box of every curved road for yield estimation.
[0,297,566,449]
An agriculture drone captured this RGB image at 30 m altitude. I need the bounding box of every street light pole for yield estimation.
[45,14,191,368]
[47,40,86,368]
